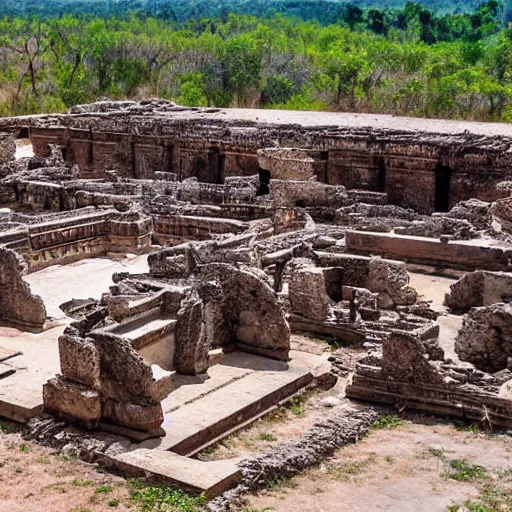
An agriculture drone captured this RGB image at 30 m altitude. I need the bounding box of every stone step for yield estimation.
[135,351,315,456]
[106,449,241,499]
[122,317,176,348]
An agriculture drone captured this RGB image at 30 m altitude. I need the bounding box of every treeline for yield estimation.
[0,1,512,121]
[0,0,504,25]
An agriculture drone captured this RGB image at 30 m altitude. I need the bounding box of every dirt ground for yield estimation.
[242,419,512,512]
[0,410,511,512]
[0,425,132,512]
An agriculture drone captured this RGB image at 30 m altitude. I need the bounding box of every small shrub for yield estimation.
[129,481,206,512]
[259,432,277,442]
[444,460,488,482]
[372,416,404,430]
[285,395,306,417]
[74,480,93,487]
[95,485,113,494]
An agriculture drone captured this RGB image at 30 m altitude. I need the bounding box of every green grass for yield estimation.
[372,416,404,430]
[259,432,277,442]
[107,499,120,507]
[294,331,345,349]
[0,422,18,433]
[284,395,306,417]
[129,481,206,512]
[95,485,113,494]
[444,459,488,482]
[54,453,75,462]
[266,476,297,491]
[455,424,482,434]
[74,479,93,487]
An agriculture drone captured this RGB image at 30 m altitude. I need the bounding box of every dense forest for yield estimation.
[0,0,502,21]
[0,1,511,121]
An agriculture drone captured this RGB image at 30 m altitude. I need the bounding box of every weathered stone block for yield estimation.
[43,377,101,426]
[59,334,100,389]
[102,399,164,433]
[455,303,512,373]
[288,267,331,321]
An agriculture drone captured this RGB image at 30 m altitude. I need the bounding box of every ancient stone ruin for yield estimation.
[1,101,512,497]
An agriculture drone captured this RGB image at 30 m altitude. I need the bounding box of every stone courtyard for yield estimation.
[0,101,512,510]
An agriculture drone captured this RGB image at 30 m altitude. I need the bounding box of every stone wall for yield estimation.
[5,104,512,214]
[445,271,512,312]
[0,132,15,164]
[0,208,153,272]
[0,247,47,330]
[345,230,511,271]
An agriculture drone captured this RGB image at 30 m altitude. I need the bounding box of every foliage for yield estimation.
[372,416,405,430]
[0,2,510,122]
[129,481,206,512]
[443,459,488,481]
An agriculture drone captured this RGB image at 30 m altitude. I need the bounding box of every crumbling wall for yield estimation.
[269,179,349,208]
[258,148,327,181]
[174,263,291,374]
[445,271,512,312]
[0,132,15,165]
[455,303,512,372]
[44,330,172,439]
[0,246,46,330]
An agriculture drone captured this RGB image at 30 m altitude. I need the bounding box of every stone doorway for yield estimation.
[434,163,452,212]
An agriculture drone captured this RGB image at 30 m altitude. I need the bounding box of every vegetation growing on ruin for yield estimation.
[1,1,512,121]
[129,481,206,511]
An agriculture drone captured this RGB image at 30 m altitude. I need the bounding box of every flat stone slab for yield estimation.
[136,351,326,455]
[109,449,241,498]
[0,325,62,422]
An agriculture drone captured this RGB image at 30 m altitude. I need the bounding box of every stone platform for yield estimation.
[98,350,330,497]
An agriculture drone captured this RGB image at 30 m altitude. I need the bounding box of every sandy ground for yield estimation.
[24,255,149,321]
[15,139,34,160]
[408,270,464,360]
[243,420,512,512]
[0,427,132,512]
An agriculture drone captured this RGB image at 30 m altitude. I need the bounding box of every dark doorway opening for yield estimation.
[257,168,271,196]
[217,153,226,184]
[377,156,386,192]
[319,151,329,182]
[17,127,29,139]
[434,163,452,212]
[207,147,225,184]
[166,145,174,173]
